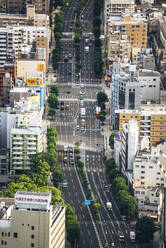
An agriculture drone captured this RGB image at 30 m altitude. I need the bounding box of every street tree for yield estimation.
[67,218,80,248]
[48,109,56,118]
[52,168,64,187]
[97,91,108,105]
[91,201,102,217]
[113,177,128,192]
[136,216,155,244]
[109,133,115,149]
[48,93,59,109]
[50,85,59,96]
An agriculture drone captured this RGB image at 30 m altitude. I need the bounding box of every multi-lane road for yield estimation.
[50,0,135,247]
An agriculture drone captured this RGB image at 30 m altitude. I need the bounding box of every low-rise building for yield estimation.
[134,186,163,222]
[133,147,166,187]
[0,191,65,248]
[138,69,161,104]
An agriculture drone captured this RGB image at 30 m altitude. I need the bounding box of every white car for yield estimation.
[80,101,84,106]
[81,84,85,88]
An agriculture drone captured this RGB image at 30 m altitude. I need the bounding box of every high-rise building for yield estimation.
[0,191,65,248]
[110,63,141,127]
[10,126,43,174]
[0,27,15,68]
[120,120,138,173]
[115,104,166,147]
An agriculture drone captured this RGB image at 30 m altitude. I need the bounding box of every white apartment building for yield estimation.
[0,106,42,149]
[133,147,166,187]
[134,186,163,221]
[0,191,65,248]
[138,69,161,104]
[10,126,43,173]
[120,120,139,174]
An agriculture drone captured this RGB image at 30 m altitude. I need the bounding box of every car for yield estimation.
[70,25,72,31]
[61,101,64,105]
[80,101,84,107]
[64,162,68,166]
[81,84,85,88]
[111,243,115,247]
[68,71,72,75]
[64,157,68,162]
[64,56,68,62]
[81,127,85,132]
[60,106,64,111]
[60,112,65,117]
[121,216,127,221]
[76,125,79,130]
[64,146,68,152]
[65,104,69,110]
[80,90,85,95]
[68,54,72,58]
[81,15,84,19]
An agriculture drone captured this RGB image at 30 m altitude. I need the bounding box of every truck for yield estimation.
[85,46,89,53]
[106,202,112,210]
[130,231,135,243]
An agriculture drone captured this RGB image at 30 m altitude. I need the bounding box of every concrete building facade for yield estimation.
[0,191,65,248]
[10,126,43,173]
[115,104,166,147]
[111,63,141,127]
[120,120,139,173]
[138,69,161,104]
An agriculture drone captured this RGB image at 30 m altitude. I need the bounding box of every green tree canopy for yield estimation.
[48,93,59,109]
[113,177,128,192]
[52,168,64,187]
[136,216,155,244]
[97,91,108,105]
[50,85,59,96]
[109,133,115,149]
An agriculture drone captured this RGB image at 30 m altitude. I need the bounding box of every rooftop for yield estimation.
[138,69,160,77]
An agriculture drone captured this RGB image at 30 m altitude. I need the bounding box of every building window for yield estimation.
[31,243,34,247]
[2,232,4,236]
[31,234,34,239]
[141,171,145,174]
[8,232,10,237]
[13,232,18,238]
[1,240,4,245]
[31,226,35,230]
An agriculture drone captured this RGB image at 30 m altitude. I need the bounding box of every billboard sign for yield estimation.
[26,73,43,86]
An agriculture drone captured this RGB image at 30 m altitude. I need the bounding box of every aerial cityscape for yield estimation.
[0,0,166,247]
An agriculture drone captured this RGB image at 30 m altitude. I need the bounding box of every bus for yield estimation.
[81,108,86,118]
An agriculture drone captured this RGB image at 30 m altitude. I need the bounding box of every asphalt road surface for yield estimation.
[51,0,135,247]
